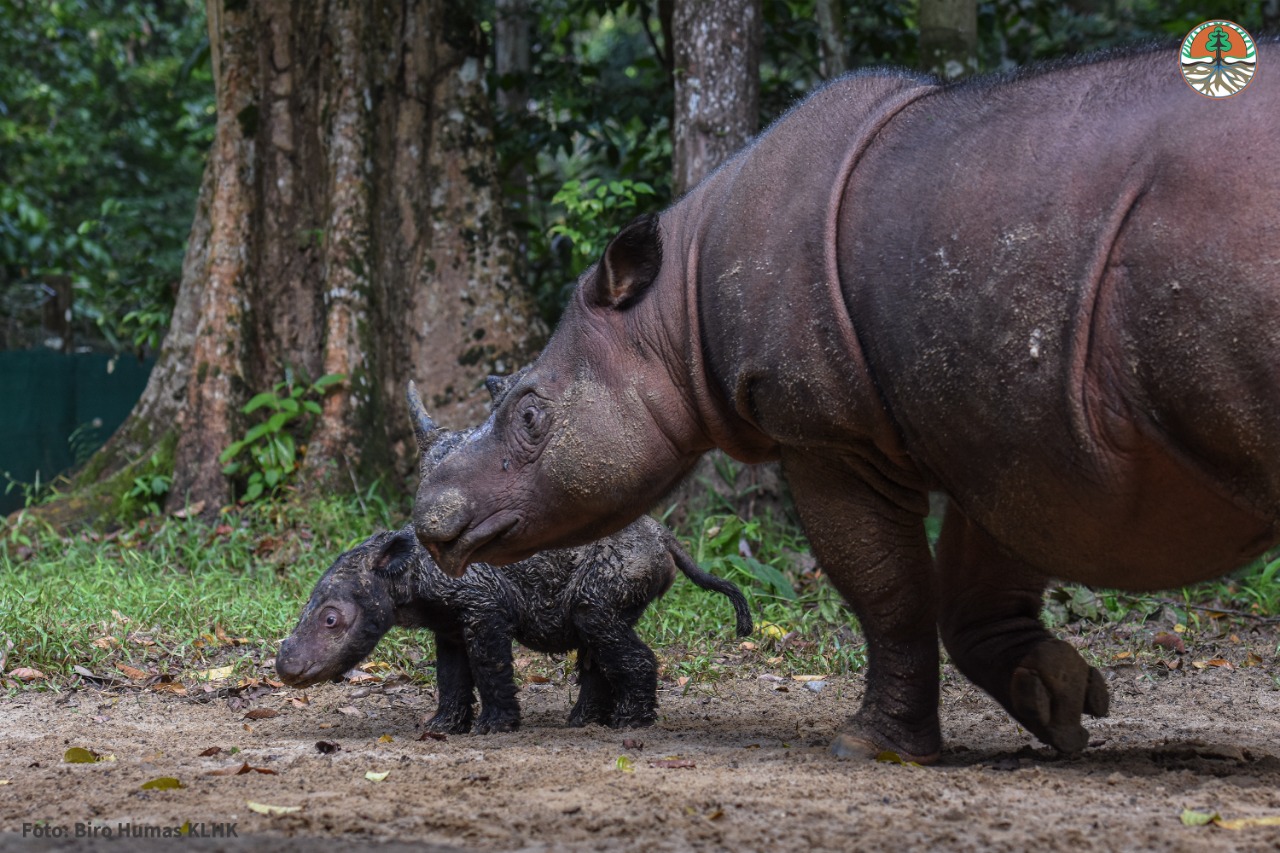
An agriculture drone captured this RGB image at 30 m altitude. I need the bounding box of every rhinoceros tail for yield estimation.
[667,537,753,637]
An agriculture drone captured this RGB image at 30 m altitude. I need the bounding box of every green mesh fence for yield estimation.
[0,350,154,514]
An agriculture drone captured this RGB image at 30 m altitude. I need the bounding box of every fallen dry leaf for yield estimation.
[377,734,394,743]
[418,731,446,742]
[791,674,824,682]
[91,636,118,650]
[1112,651,1132,660]
[288,696,310,708]
[1243,652,1265,668]
[1192,658,1233,670]
[1152,632,1185,654]
[171,500,206,519]
[336,706,362,717]
[246,801,301,816]
[365,770,390,782]
[194,665,236,682]
[63,747,103,764]
[622,738,644,750]
[525,674,550,684]
[151,681,188,696]
[199,747,222,757]
[8,667,46,682]
[244,709,280,720]
[117,664,150,681]
[140,777,185,791]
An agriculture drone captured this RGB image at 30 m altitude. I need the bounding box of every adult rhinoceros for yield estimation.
[410,44,1280,762]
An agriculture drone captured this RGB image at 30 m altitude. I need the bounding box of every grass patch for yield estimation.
[3,489,1280,696]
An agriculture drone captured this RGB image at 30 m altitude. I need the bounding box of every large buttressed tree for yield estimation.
[71,0,545,517]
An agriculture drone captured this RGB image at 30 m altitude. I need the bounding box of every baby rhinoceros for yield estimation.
[275,518,751,734]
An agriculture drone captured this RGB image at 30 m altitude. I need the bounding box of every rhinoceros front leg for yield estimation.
[783,450,941,763]
[936,500,1109,754]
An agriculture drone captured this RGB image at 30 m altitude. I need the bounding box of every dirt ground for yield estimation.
[4,650,1280,852]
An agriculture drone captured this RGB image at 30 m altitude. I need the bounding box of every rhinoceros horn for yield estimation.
[406,380,442,451]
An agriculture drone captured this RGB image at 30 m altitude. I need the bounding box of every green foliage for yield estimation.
[122,452,173,517]
[492,2,673,323]
[0,0,213,352]
[548,178,656,280]
[218,372,345,503]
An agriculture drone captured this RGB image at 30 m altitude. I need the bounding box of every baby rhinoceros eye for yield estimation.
[323,608,341,629]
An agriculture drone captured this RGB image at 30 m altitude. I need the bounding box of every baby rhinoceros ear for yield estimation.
[372,531,417,577]
[593,212,663,309]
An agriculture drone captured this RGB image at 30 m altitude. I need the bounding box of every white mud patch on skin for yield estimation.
[4,657,1280,851]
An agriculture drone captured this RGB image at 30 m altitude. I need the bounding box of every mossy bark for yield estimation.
[49,0,544,527]
[671,0,761,197]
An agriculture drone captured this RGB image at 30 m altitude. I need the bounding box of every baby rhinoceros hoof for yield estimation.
[1010,639,1110,754]
[609,710,657,729]
[425,708,474,735]
[473,711,520,735]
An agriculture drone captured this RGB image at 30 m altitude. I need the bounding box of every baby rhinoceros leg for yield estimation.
[566,650,615,727]
[425,638,477,734]
[463,617,521,734]
[574,610,659,729]
[937,503,1109,755]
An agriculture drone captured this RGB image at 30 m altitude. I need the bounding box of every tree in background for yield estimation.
[61,0,544,519]
[671,0,761,196]
[919,0,977,79]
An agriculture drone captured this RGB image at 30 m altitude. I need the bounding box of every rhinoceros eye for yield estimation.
[517,396,547,441]
[323,608,341,629]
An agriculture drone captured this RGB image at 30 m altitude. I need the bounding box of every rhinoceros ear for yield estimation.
[594,213,662,309]
[372,531,416,577]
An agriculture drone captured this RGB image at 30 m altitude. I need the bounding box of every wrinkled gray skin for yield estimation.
[277,385,751,733]
[413,46,1280,761]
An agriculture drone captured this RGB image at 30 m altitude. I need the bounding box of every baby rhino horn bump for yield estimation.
[406,380,441,451]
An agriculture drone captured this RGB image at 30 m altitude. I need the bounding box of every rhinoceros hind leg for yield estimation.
[1009,639,1109,754]
[937,501,1109,754]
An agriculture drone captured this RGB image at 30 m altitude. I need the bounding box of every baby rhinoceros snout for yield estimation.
[275,637,320,688]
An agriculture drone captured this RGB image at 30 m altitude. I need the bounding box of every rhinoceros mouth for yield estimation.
[429,513,519,577]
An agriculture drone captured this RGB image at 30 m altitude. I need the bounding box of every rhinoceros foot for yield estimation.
[828,714,942,764]
[1008,639,1109,754]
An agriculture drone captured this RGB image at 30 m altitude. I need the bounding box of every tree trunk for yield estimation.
[61,0,545,522]
[815,0,847,79]
[671,0,761,197]
[919,0,977,80]
[668,0,782,525]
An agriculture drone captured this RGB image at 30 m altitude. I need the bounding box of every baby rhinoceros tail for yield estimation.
[666,536,754,637]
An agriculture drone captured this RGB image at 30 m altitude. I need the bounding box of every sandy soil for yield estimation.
[4,646,1280,853]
